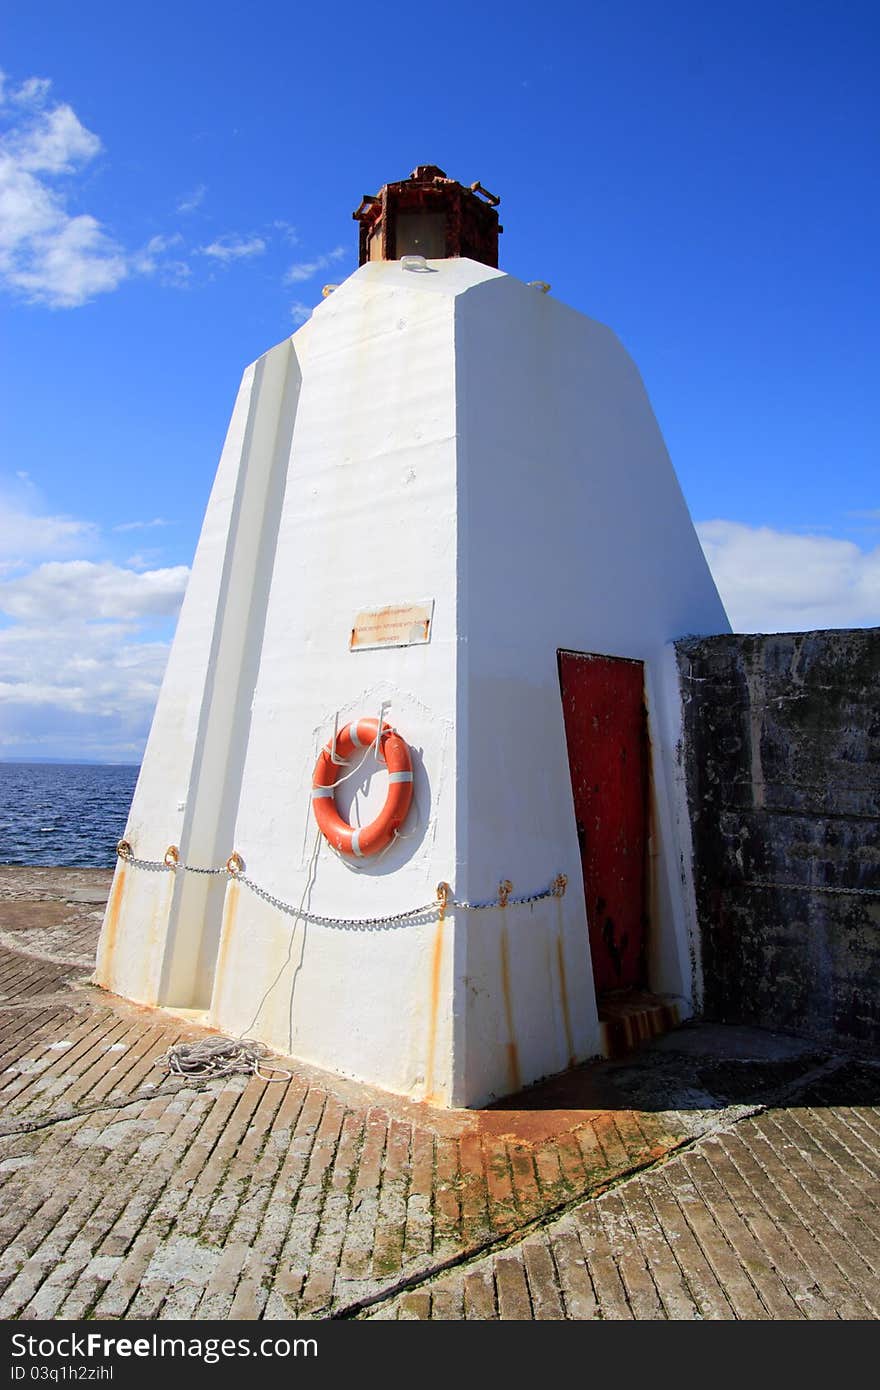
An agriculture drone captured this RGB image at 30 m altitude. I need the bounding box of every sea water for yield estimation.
[0,762,140,868]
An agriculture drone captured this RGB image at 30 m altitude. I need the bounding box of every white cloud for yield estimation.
[112,517,173,534]
[128,234,192,289]
[7,101,100,174]
[697,520,880,633]
[290,301,312,324]
[0,491,98,565]
[0,71,129,307]
[273,219,299,244]
[4,214,129,307]
[283,246,346,283]
[0,71,350,312]
[131,233,181,271]
[0,71,194,307]
[0,487,189,757]
[0,554,189,756]
[126,551,164,570]
[8,77,52,109]
[199,233,266,262]
[177,183,206,213]
[0,621,171,716]
[0,559,189,623]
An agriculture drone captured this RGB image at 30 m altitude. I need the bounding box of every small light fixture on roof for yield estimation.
[527,280,551,293]
[321,283,340,297]
[353,168,502,267]
[400,254,431,273]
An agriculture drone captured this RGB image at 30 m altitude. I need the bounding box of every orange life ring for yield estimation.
[311,718,414,857]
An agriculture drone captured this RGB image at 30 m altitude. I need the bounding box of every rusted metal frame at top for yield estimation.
[353,170,501,268]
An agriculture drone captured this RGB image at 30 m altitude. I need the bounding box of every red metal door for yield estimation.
[558,650,649,994]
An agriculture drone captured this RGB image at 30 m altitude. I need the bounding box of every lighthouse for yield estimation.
[95,166,730,1107]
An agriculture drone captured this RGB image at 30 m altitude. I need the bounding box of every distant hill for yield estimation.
[0,758,141,767]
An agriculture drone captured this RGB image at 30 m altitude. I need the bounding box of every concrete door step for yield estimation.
[598,991,682,1058]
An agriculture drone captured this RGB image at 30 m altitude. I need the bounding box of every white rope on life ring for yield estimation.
[311,718,414,858]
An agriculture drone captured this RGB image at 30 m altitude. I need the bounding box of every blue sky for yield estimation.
[1,1,877,761]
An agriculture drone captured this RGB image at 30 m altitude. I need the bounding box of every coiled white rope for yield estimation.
[159,1036,291,1082]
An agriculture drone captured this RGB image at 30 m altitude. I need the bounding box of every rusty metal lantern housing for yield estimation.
[352,165,502,268]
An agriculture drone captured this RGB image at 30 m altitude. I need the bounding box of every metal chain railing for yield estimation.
[115,842,231,877]
[115,840,568,931]
[737,878,880,898]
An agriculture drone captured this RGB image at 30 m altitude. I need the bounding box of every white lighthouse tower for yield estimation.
[95,166,729,1107]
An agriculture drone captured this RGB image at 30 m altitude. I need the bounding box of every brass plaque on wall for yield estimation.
[350,600,434,651]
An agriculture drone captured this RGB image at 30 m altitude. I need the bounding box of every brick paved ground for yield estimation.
[1,866,878,1321]
[367,1074,880,1320]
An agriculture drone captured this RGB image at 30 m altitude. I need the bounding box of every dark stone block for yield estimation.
[676,628,880,1049]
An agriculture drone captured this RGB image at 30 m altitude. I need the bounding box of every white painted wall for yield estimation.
[94,335,306,1005]
[208,260,495,1104]
[453,274,730,1102]
[96,257,729,1108]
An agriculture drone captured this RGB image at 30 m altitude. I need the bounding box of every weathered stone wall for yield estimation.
[676,629,880,1048]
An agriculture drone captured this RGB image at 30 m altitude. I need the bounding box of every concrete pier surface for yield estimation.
[1,865,878,1321]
